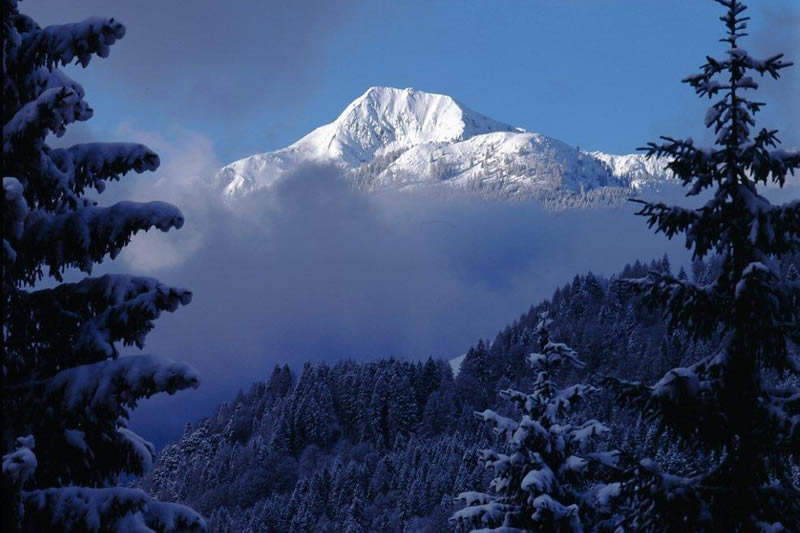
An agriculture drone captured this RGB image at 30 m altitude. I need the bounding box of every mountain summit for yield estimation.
[218,87,672,206]
[323,86,521,163]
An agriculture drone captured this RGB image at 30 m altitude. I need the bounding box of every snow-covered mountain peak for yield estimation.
[325,86,522,163]
[217,87,674,205]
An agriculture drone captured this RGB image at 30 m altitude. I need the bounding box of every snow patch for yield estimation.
[449,353,467,377]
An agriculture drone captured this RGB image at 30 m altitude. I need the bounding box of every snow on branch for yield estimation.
[27,274,191,360]
[4,275,191,386]
[726,49,793,80]
[21,486,149,533]
[630,199,701,243]
[681,37,792,97]
[652,368,702,403]
[528,341,586,370]
[144,501,207,533]
[455,491,496,507]
[551,384,599,414]
[450,499,511,529]
[52,143,159,191]
[568,420,610,449]
[475,409,518,438]
[15,201,184,283]
[683,71,727,99]
[117,427,156,475]
[3,177,29,263]
[3,86,91,153]
[521,464,556,493]
[747,144,800,187]
[499,388,538,413]
[2,436,37,486]
[532,494,582,530]
[26,143,160,209]
[37,354,199,422]
[17,17,126,70]
[510,415,549,448]
[24,67,85,105]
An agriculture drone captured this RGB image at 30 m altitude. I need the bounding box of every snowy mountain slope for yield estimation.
[589,151,674,191]
[217,86,674,204]
[364,131,625,196]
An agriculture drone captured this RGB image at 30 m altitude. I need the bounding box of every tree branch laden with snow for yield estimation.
[2,1,205,531]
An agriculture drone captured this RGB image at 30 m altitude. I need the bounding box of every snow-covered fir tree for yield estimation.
[2,2,205,531]
[605,1,800,530]
[452,316,620,532]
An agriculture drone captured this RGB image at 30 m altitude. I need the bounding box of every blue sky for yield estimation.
[27,0,799,165]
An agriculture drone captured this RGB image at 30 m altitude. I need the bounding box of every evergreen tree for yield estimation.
[452,319,619,531]
[368,371,393,448]
[267,364,294,398]
[607,1,800,529]
[389,373,418,440]
[458,340,493,406]
[2,3,204,531]
[341,493,368,533]
[787,263,799,283]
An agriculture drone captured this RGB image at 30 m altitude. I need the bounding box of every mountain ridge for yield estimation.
[217,86,674,206]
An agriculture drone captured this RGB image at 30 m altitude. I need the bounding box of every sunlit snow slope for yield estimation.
[217,87,673,206]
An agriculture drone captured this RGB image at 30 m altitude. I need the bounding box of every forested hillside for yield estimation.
[143,254,800,532]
